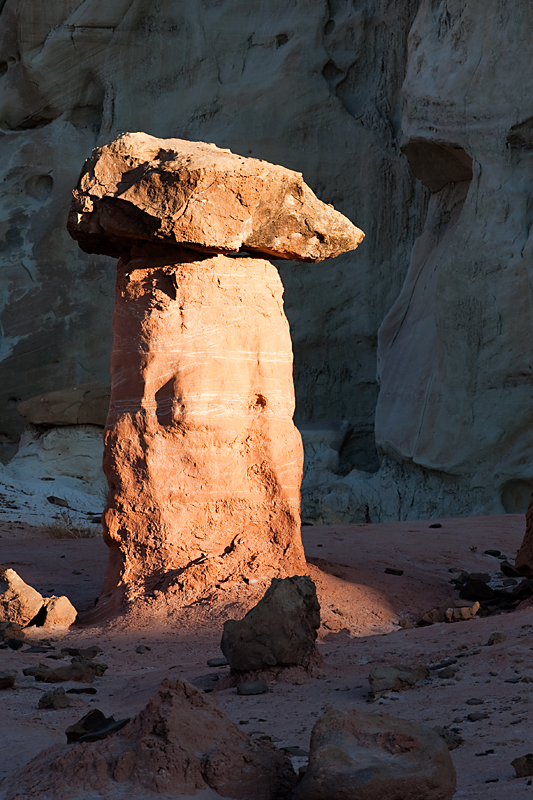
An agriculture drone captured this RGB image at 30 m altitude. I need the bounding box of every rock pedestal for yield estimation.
[68,133,363,615]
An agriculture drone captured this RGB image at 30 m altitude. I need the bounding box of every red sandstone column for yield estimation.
[67,133,363,616]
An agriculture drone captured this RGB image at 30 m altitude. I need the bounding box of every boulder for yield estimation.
[368,664,428,695]
[38,596,77,629]
[0,679,297,800]
[0,569,43,626]
[17,383,110,427]
[221,575,320,671]
[68,132,363,262]
[295,708,456,800]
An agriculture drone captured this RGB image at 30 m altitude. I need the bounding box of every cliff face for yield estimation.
[3,0,532,524]
[304,0,533,522]
[0,0,423,470]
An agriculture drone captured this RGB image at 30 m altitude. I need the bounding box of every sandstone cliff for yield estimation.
[2,0,533,524]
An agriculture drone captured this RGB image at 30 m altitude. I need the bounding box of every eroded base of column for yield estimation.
[93,246,307,619]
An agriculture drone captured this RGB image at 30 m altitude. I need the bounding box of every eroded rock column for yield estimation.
[68,133,363,614]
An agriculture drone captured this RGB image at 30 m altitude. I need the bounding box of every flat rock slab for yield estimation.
[68,132,364,262]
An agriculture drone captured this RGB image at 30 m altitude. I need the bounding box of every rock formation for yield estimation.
[3,1,533,525]
[0,679,297,800]
[301,0,533,523]
[0,0,418,478]
[221,575,320,672]
[67,132,362,614]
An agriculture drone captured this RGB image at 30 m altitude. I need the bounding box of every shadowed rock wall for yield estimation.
[0,0,424,470]
[304,0,533,522]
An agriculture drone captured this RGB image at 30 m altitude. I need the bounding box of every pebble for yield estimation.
[236,680,268,695]
[487,631,506,646]
[0,670,17,690]
[282,746,309,756]
[467,712,489,722]
[135,645,151,654]
[207,657,228,668]
[466,698,484,705]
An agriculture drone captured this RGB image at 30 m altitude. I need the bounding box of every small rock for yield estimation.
[0,670,17,689]
[512,754,533,778]
[236,680,269,695]
[282,746,309,756]
[46,496,69,507]
[0,569,44,626]
[433,726,463,751]
[467,712,489,722]
[437,668,457,679]
[23,656,107,683]
[135,644,151,654]
[7,638,24,650]
[66,709,129,743]
[368,664,428,695]
[484,549,501,557]
[429,523,442,528]
[207,657,228,667]
[61,645,102,659]
[38,687,71,709]
[37,596,77,629]
[66,687,97,695]
[221,575,320,671]
[0,622,24,642]
[466,698,484,705]
[384,568,403,576]
[398,618,413,629]
[487,631,506,646]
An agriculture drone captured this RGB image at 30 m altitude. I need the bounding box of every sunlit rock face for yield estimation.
[0,0,423,471]
[67,133,362,614]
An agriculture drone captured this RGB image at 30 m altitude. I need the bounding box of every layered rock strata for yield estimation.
[68,133,362,614]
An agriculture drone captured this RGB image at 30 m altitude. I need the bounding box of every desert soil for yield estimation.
[1,514,532,799]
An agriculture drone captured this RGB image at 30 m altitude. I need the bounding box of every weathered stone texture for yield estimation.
[0,0,422,476]
[98,246,307,606]
[69,133,363,261]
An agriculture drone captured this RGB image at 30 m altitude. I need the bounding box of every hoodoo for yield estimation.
[68,133,363,616]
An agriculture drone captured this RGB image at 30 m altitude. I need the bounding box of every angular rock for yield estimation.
[0,622,24,642]
[0,569,44,626]
[68,133,364,262]
[221,575,320,672]
[38,596,77,629]
[2,680,296,800]
[17,383,110,427]
[0,670,17,690]
[433,726,463,751]
[368,664,428,695]
[23,657,107,684]
[512,754,533,778]
[294,708,456,800]
[38,688,71,710]
[418,597,479,626]
[487,631,506,646]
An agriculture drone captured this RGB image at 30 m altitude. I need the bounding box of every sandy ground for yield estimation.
[1,513,532,798]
